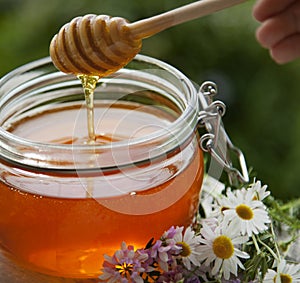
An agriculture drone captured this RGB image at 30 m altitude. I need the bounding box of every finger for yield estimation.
[255,10,300,48]
[270,34,300,64]
[253,0,295,22]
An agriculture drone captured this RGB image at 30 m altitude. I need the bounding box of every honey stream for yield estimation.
[77,74,100,198]
[77,74,100,143]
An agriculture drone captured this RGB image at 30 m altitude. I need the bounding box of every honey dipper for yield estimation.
[50,0,247,76]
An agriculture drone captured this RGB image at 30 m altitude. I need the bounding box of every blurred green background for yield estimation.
[0,0,299,200]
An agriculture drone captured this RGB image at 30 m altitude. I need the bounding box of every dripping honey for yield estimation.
[78,74,100,142]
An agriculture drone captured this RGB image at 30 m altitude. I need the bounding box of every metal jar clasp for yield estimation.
[197,81,249,186]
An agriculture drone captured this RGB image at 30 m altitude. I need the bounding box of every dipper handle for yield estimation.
[129,0,248,39]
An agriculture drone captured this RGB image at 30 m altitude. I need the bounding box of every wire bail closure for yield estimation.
[197,81,249,186]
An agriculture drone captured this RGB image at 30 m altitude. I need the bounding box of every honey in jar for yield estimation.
[0,55,204,278]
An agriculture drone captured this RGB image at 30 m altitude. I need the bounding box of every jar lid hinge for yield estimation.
[197,81,249,186]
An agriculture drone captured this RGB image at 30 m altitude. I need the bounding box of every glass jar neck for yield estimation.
[0,55,199,172]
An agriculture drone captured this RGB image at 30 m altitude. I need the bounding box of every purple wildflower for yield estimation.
[147,226,183,271]
[157,263,185,282]
[99,242,149,283]
[162,226,184,239]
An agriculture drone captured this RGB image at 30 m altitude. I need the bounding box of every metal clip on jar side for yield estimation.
[197,81,249,186]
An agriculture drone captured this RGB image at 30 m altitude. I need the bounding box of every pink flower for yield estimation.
[100,242,149,283]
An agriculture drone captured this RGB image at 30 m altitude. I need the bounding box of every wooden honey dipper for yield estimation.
[50,0,247,77]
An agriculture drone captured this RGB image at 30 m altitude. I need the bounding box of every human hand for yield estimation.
[253,0,300,64]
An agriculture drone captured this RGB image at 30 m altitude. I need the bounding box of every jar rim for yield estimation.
[0,54,199,170]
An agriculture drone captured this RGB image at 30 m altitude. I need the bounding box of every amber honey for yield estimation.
[0,101,203,278]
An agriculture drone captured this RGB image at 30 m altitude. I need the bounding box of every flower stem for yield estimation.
[251,234,261,254]
[270,221,282,260]
[256,234,279,260]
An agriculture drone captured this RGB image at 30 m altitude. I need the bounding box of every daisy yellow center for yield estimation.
[236,204,254,220]
[274,273,293,283]
[212,235,234,259]
[116,262,133,278]
[177,241,191,257]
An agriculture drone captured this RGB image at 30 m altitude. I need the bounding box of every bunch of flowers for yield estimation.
[99,178,300,283]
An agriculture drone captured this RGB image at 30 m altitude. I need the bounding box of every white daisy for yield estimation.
[263,259,300,283]
[198,222,250,280]
[222,187,271,236]
[173,226,202,270]
[249,180,270,201]
[201,175,226,218]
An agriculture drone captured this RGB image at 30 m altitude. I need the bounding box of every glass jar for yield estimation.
[0,54,204,278]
